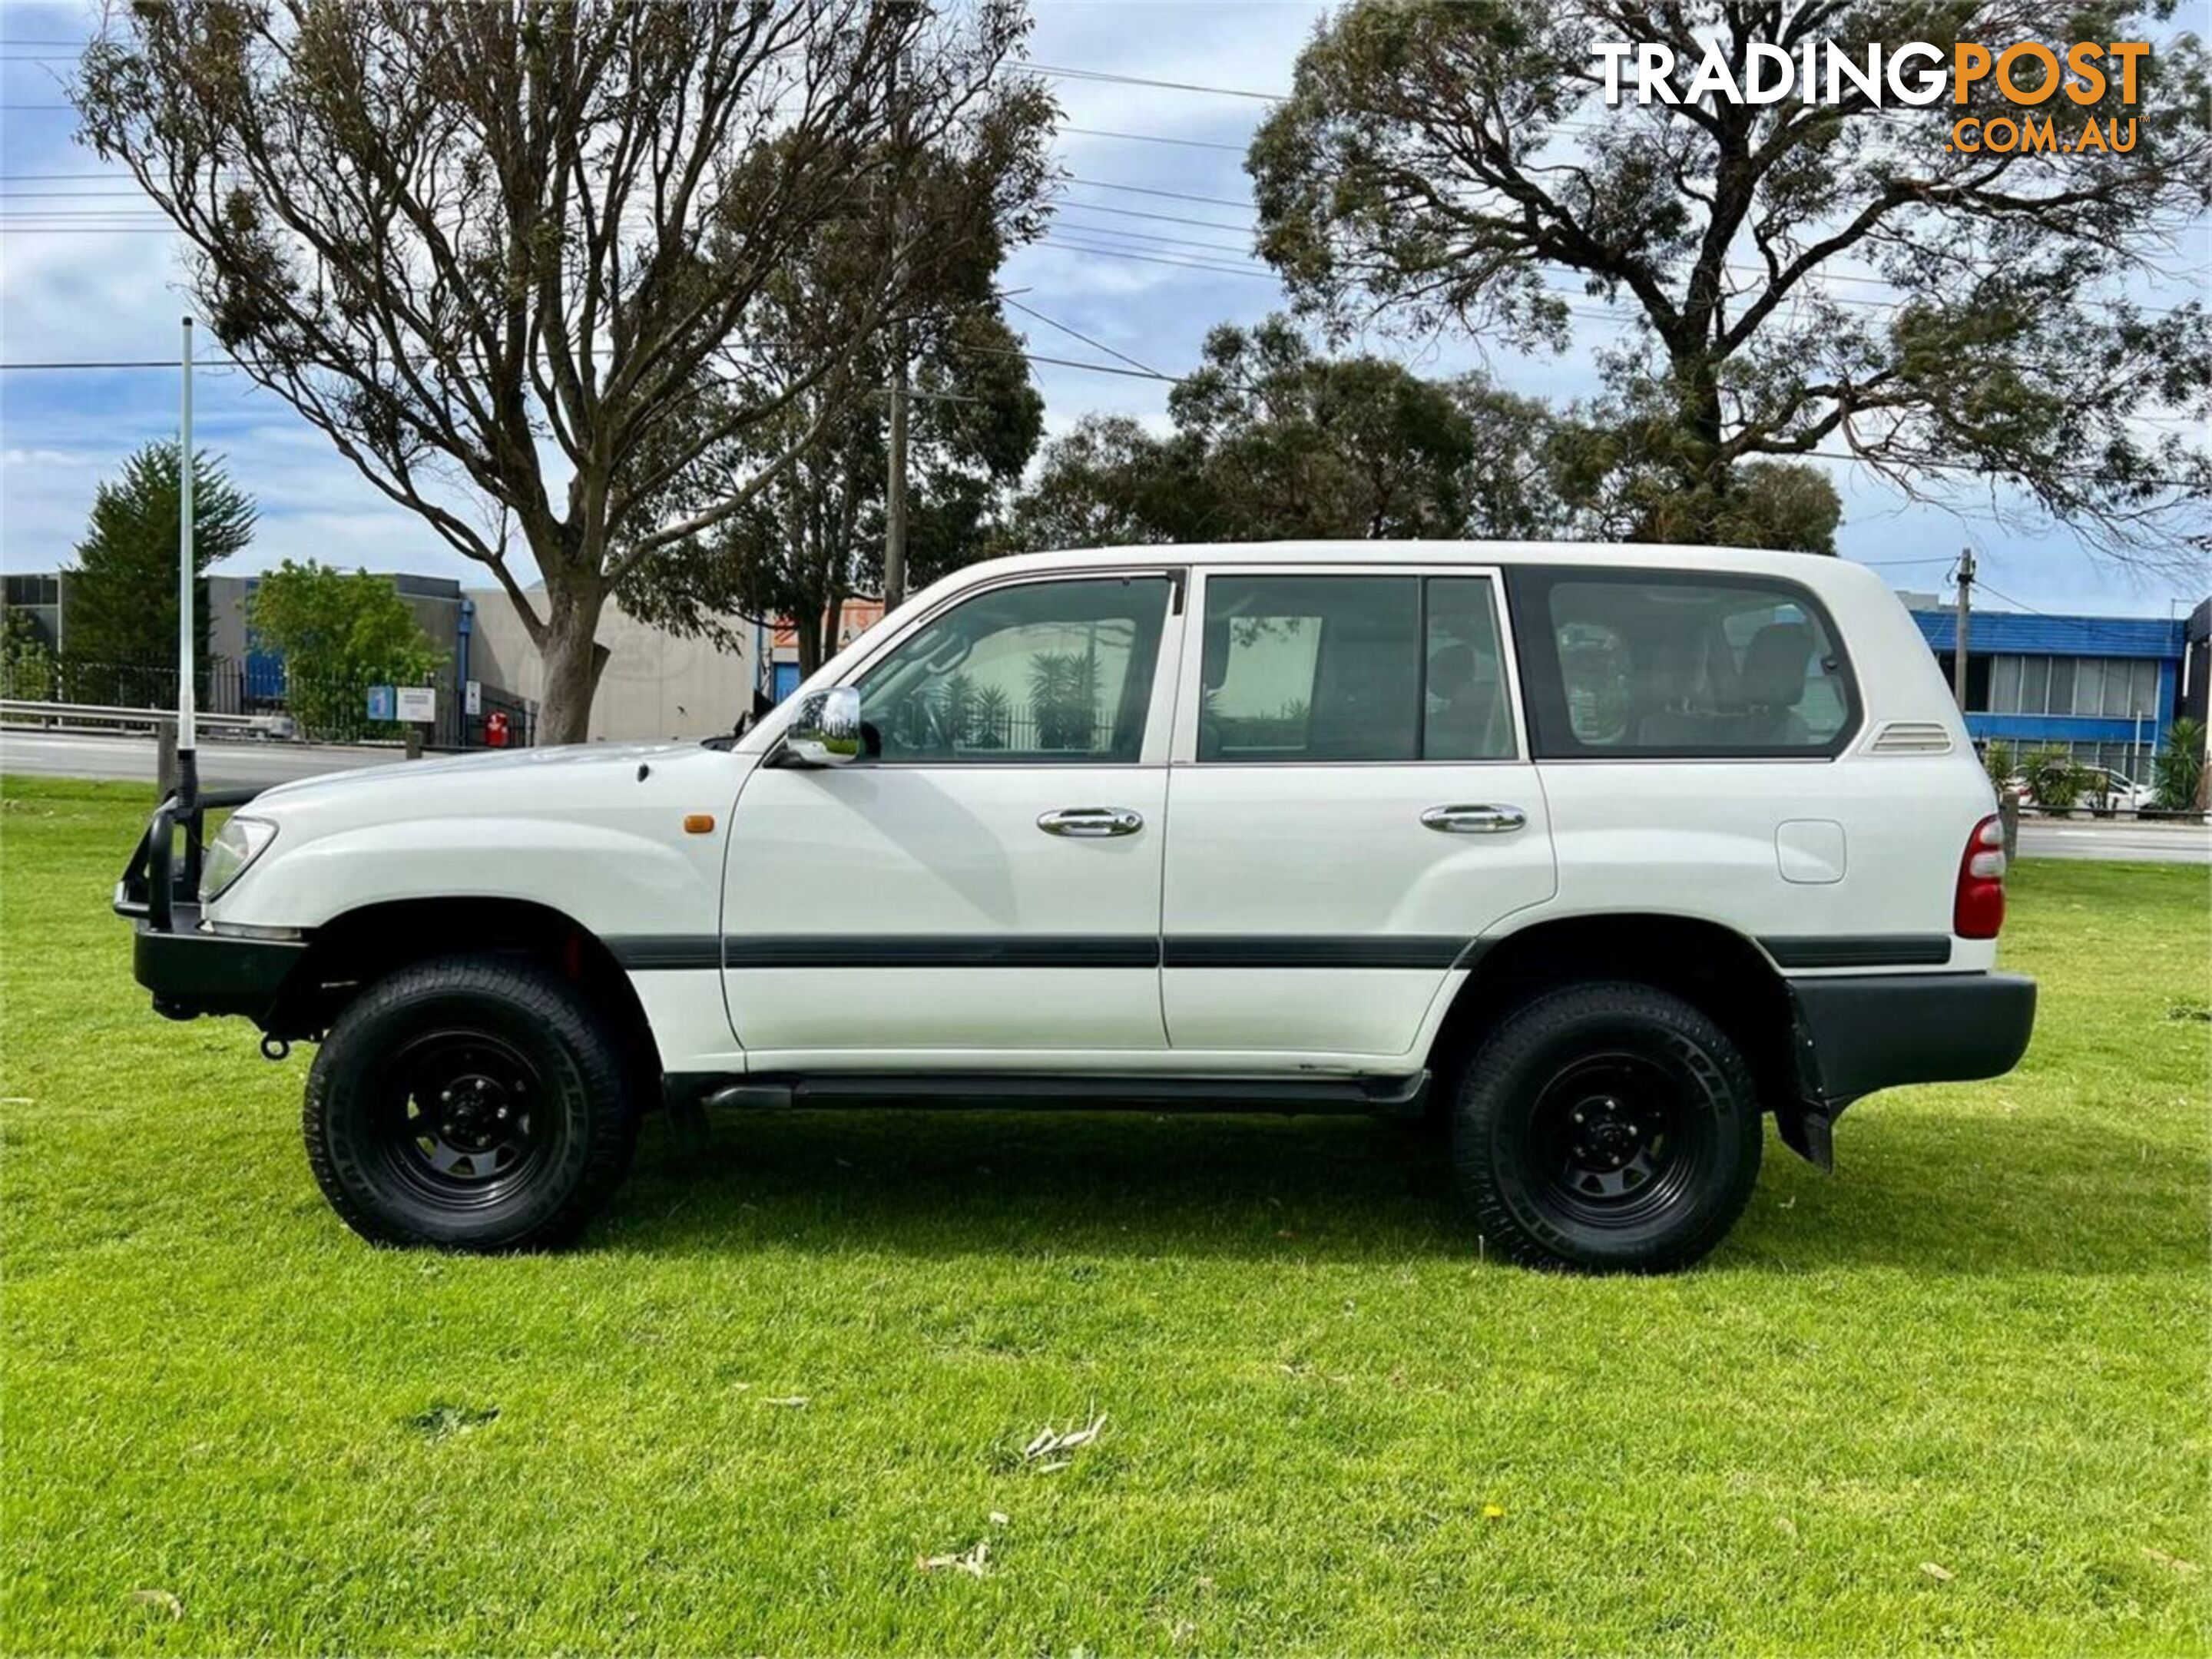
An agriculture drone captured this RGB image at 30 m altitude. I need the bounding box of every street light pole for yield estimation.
[882,38,909,614]
[176,316,198,813]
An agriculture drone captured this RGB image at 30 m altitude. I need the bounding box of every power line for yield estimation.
[0,358,194,369]
[1058,125,1246,153]
[0,343,1188,384]
[1053,214,1253,257]
[1049,197,1253,234]
[1002,296,1165,379]
[1066,175,1254,211]
[1035,236,1277,279]
[1028,61,1281,103]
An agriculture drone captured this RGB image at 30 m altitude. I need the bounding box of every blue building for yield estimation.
[1906,599,2190,781]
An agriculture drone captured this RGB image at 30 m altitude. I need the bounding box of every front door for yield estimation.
[1161,566,1558,1058]
[723,571,1182,1061]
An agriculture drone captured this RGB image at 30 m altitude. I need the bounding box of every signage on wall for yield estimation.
[772,598,885,654]
[396,686,437,724]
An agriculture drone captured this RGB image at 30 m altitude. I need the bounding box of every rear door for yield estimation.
[1158,565,1558,1058]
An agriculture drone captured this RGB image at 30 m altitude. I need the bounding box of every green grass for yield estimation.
[3,774,2206,1656]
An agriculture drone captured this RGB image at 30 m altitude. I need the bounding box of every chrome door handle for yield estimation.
[1038,806,1144,838]
[1421,803,1527,835]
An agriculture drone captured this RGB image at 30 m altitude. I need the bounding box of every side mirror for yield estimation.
[785,685,863,766]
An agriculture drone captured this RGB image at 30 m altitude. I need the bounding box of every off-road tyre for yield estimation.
[304,953,638,1250]
[1449,982,1762,1273]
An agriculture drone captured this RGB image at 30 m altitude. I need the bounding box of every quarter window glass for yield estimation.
[1521,574,1855,756]
[1423,578,1516,760]
[1199,576,1419,762]
[855,577,1170,763]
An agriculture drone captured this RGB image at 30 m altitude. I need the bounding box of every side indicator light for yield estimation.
[684,814,716,835]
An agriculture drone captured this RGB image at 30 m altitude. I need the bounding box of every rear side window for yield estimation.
[1508,568,1857,759]
[1197,573,1517,763]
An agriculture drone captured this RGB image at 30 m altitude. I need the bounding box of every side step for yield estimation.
[668,1070,1430,1118]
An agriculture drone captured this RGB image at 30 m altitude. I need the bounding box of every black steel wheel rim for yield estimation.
[1525,1050,1710,1229]
[369,1028,548,1209]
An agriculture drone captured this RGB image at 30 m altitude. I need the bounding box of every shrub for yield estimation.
[1,609,55,701]
[1982,739,2016,791]
[2153,718,2206,813]
[2025,746,2086,811]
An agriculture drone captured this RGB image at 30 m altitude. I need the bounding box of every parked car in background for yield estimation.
[118,542,2035,1273]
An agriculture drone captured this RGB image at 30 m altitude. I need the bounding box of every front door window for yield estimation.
[855,577,1173,763]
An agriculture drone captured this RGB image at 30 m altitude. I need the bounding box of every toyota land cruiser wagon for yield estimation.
[118,542,2035,1272]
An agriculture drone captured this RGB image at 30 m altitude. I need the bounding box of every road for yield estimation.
[0,729,403,790]
[2015,819,2211,866]
[6,728,2207,865]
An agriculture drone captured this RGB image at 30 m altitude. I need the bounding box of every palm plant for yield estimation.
[969,684,1012,750]
[2153,717,2206,813]
[1028,651,1099,751]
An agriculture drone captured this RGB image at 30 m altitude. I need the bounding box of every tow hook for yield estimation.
[260,1035,292,1062]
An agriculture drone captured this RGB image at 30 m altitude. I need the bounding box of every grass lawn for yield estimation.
[2,773,2206,1655]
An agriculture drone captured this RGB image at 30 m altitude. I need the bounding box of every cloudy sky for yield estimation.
[0,2,2202,621]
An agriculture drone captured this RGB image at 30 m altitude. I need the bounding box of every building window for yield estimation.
[1985,654,2157,718]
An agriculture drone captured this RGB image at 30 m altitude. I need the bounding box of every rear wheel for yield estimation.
[1449,982,1761,1272]
[304,954,637,1250]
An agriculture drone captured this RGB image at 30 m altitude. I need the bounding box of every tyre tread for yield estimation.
[1449,981,1761,1273]
[303,952,637,1250]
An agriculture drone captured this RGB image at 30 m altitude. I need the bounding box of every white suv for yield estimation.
[119,542,2035,1271]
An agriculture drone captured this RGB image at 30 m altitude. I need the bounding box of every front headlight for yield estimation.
[200,816,278,903]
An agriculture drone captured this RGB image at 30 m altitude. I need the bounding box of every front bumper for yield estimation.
[117,787,303,1025]
[1779,970,2037,1165]
[133,904,307,1024]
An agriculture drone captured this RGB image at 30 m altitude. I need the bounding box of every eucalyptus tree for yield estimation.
[79,0,1052,739]
[1249,2,2210,571]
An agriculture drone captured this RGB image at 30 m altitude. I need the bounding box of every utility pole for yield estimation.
[1951,545,1975,715]
[882,36,910,614]
[175,315,198,812]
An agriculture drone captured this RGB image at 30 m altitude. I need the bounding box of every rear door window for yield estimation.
[1196,573,1517,763]
[1507,569,1858,758]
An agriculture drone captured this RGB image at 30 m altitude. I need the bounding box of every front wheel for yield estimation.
[1449,982,1762,1273]
[303,954,638,1250]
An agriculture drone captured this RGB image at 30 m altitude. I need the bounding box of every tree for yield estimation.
[1544,399,1845,551]
[1168,318,1476,540]
[65,441,256,671]
[1,608,56,702]
[1007,319,1559,548]
[78,1,1052,740]
[620,145,1047,677]
[1005,415,1205,551]
[249,561,446,740]
[1249,2,2210,572]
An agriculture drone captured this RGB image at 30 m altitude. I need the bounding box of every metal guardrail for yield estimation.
[1,699,290,738]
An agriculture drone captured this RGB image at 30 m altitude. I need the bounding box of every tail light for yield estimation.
[1954,814,2007,939]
